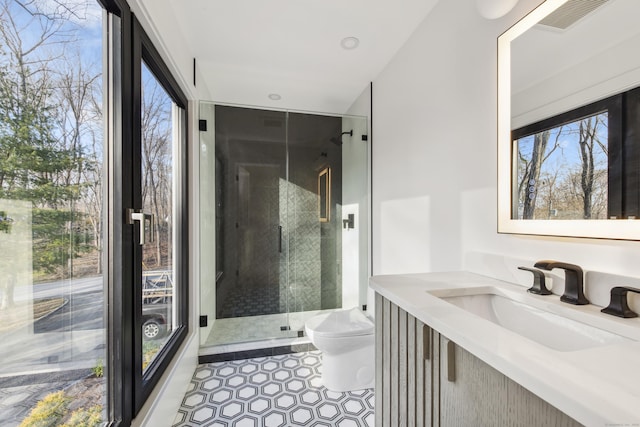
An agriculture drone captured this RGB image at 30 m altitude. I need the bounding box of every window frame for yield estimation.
[132,18,189,413]
[99,0,190,424]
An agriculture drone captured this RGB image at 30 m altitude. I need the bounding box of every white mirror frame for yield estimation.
[497,0,640,240]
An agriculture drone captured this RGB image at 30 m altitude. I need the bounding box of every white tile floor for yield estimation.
[173,351,374,427]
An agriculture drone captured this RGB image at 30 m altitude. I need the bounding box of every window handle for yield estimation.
[126,208,155,245]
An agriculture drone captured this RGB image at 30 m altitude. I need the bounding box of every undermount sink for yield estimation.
[428,287,631,352]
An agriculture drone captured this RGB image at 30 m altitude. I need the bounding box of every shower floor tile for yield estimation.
[217,285,281,318]
[173,351,374,427]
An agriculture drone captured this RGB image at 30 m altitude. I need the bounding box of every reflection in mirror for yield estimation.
[498,0,640,239]
[513,109,608,220]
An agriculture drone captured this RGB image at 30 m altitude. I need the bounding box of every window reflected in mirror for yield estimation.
[513,111,608,220]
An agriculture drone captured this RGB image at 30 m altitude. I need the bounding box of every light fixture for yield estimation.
[268,93,281,101]
[340,36,359,50]
[476,0,519,19]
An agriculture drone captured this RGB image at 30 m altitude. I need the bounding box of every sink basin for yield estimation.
[429,287,631,352]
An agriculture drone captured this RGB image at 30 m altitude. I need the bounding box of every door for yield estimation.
[213,106,292,325]
[127,25,189,414]
[204,106,353,345]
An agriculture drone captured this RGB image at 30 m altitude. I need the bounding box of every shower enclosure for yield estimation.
[199,103,369,348]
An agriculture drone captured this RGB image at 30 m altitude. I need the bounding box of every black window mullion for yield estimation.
[622,87,640,218]
[608,94,624,218]
[131,15,145,415]
[120,7,137,424]
[99,0,135,425]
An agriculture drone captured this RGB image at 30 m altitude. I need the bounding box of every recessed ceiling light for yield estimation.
[340,36,360,50]
[268,93,282,101]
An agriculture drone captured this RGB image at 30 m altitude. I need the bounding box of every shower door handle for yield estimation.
[278,225,283,253]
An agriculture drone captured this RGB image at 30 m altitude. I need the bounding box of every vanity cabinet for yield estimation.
[375,293,581,427]
[375,293,433,426]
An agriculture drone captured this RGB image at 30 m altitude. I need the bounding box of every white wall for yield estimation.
[133,0,211,101]
[371,0,640,303]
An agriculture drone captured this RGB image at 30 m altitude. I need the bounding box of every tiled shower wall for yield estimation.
[238,165,281,292]
[279,144,342,313]
[279,180,321,312]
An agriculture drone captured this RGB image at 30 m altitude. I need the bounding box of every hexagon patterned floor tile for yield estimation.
[173,351,374,427]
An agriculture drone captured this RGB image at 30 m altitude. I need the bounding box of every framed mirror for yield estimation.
[498,0,640,239]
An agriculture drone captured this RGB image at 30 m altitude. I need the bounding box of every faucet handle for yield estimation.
[601,286,640,318]
[518,266,552,295]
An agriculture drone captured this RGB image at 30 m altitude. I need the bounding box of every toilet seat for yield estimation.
[305,308,373,338]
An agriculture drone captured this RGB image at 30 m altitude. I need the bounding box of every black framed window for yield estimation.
[510,91,635,220]
[101,0,189,425]
[0,0,188,424]
[132,19,189,413]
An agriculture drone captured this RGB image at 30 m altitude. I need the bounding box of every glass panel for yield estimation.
[201,105,295,346]
[285,112,370,331]
[0,1,107,425]
[340,115,370,313]
[199,104,369,349]
[514,112,609,220]
[286,112,343,315]
[140,62,177,372]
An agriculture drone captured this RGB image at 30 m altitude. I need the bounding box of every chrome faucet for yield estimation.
[533,260,590,305]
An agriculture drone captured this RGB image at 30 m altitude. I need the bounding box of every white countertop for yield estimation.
[369,271,640,427]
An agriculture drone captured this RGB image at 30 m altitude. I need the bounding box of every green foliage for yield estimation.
[142,340,162,371]
[31,208,93,274]
[0,210,13,233]
[91,359,104,378]
[18,389,103,427]
[61,405,103,427]
[18,391,68,427]
[0,31,91,278]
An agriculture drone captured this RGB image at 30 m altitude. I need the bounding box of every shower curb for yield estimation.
[198,342,317,364]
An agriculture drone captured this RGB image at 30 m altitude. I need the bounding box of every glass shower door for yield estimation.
[204,105,298,345]
[285,112,343,325]
[200,103,369,348]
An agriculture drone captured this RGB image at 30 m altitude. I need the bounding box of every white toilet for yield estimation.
[304,308,375,392]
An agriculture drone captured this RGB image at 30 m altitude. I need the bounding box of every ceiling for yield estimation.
[146,0,440,114]
[512,0,639,94]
